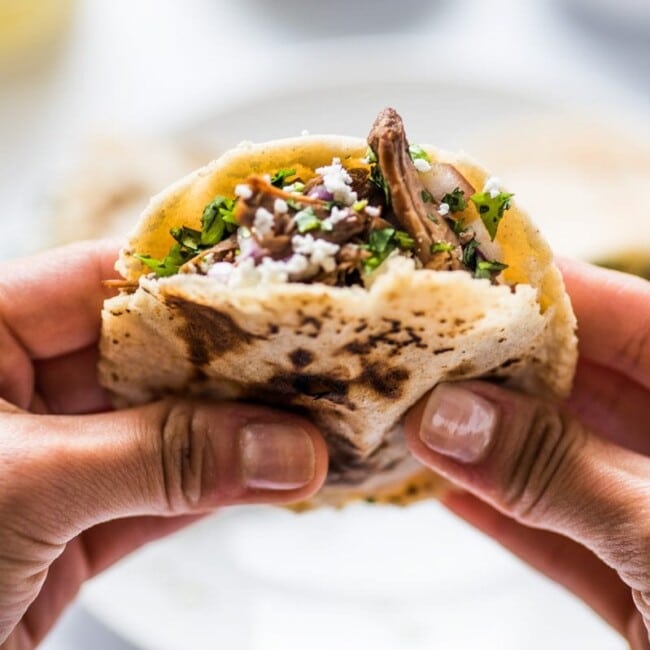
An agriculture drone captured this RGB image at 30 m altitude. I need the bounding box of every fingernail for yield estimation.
[239,423,315,490]
[419,384,498,463]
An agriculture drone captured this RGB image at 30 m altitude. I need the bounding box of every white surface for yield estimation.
[2,1,648,649]
[81,504,623,650]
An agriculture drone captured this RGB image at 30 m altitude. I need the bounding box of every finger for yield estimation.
[2,400,328,544]
[443,490,634,636]
[79,514,204,577]
[568,358,650,454]
[34,345,112,415]
[0,239,120,362]
[19,515,203,646]
[557,258,650,390]
[405,381,650,589]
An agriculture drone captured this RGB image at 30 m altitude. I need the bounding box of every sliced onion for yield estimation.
[424,163,475,204]
[307,184,334,201]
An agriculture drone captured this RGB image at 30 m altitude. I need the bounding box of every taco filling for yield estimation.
[134,108,512,287]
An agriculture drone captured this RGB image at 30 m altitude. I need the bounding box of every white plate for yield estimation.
[79,76,634,650]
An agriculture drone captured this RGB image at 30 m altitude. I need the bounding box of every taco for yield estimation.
[99,108,577,507]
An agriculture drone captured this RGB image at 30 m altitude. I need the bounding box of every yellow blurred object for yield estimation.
[0,0,75,61]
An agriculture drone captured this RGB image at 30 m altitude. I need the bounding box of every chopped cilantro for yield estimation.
[284,181,305,194]
[363,147,377,164]
[470,190,513,240]
[362,228,413,272]
[171,226,201,251]
[135,245,191,278]
[270,168,296,188]
[408,144,431,163]
[475,259,508,279]
[394,230,415,249]
[370,163,390,204]
[461,237,480,268]
[421,189,433,203]
[286,198,303,211]
[368,228,394,254]
[441,188,467,213]
[136,194,239,277]
[431,241,454,254]
[295,207,321,233]
[200,196,237,245]
[451,217,467,236]
[427,213,439,224]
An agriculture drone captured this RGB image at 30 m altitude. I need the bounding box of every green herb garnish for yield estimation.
[136,195,239,277]
[362,228,413,271]
[370,162,390,204]
[431,241,454,254]
[283,181,305,194]
[441,188,467,213]
[470,190,513,240]
[461,237,480,268]
[421,189,433,203]
[135,245,191,277]
[408,144,431,163]
[171,226,201,251]
[427,213,439,223]
[475,259,508,279]
[451,217,467,236]
[295,207,321,233]
[394,231,415,249]
[270,168,296,188]
[363,147,377,164]
[201,196,238,245]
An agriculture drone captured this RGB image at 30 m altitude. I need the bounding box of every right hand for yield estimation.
[404,259,650,649]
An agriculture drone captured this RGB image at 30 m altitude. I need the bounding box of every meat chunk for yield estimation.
[367,108,463,270]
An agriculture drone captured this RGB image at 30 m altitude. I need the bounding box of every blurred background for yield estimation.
[2,1,649,648]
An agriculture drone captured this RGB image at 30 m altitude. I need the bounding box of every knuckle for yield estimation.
[612,515,650,589]
[501,403,583,523]
[159,401,211,513]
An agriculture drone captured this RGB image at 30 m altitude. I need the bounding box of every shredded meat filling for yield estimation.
[367,108,464,270]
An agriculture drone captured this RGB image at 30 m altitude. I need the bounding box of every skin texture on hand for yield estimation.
[405,259,650,649]
[0,241,329,649]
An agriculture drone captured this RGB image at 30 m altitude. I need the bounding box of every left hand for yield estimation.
[0,241,328,648]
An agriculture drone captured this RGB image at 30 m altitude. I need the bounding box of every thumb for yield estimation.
[1,399,327,542]
[404,381,650,578]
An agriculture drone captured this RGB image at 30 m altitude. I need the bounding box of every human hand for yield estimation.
[405,258,650,649]
[0,241,328,648]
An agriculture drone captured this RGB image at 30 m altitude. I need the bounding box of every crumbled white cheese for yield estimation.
[483,176,502,199]
[274,198,288,214]
[315,157,357,206]
[253,207,274,237]
[237,226,254,257]
[263,174,272,183]
[437,202,450,217]
[284,253,310,275]
[413,158,432,173]
[292,233,317,256]
[258,257,289,284]
[207,262,234,282]
[301,129,310,136]
[228,258,260,289]
[364,205,381,218]
[292,234,340,272]
[283,182,304,194]
[234,184,252,199]
[322,206,349,229]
